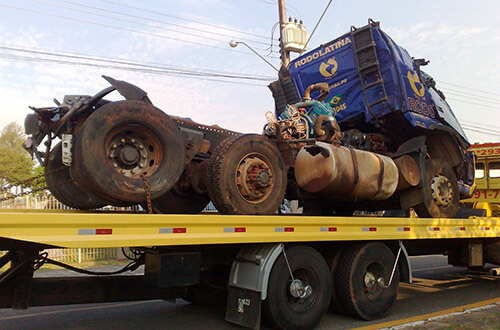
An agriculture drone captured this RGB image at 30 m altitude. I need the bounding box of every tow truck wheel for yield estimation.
[206,134,286,215]
[414,159,459,218]
[336,242,399,320]
[45,142,109,209]
[262,246,332,330]
[73,100,185,203]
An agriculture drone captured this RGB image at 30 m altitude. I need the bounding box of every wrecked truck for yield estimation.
[23,20,474,218]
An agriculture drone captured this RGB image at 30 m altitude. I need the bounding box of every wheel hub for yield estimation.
[431,174,453,207]
[235,154,274,203]
[107,130,160,178]
[289,279,313,299]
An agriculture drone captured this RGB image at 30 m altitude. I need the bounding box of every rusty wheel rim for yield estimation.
[235,152,275,204]
[106,124,163,178]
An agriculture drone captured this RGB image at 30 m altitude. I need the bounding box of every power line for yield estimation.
[440,87,500,103]
[438,80,500,97]
[461,120,500,132]
[462,126,500,138]
[0,4,279,59]
[443,91,500,105]
[96,0,276,41]
[461,123,500,134]
[447,98,499,111]
[0,45,275,81]
[0,53,269,87]
[41,0,279,50]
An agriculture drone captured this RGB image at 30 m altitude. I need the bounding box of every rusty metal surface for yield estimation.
[394,155,421,190]
[295,142,399,201]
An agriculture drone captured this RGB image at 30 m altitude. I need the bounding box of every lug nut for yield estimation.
[121,138,126,143]
[120,169,125,174]
[130,169,135,174]
[141,155,147,159]
[109,153,113,158]
[112,144,117,149]
[113,163,118,168]
[139,163,144,168]
[131,138,136,143]
[139,145,144,150]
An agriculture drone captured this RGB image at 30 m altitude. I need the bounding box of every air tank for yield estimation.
[294,142,399,201]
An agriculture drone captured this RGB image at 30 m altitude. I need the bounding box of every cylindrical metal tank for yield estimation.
[294,142,399,201]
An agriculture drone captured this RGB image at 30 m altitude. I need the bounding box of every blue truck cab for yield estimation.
[269,20,475,217]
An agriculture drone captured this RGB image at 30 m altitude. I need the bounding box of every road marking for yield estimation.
[0,300,158,321]
[351,297,500,330]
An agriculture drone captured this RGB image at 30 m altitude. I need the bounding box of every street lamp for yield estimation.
[229,40,279,72]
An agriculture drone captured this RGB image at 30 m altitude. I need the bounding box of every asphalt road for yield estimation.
[0,255,499,330]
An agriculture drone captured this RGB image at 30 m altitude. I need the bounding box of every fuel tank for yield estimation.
[294,142,399,201]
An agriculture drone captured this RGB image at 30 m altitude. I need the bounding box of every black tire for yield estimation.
[414,159,459,218]
[45,142,109,209]
[383,209,409,217]
[456,207,486,218]
[262,246,332,330]
[151,190,210,214]
[324,248,345,313]
[206,134,287,215]
[336,242,399,320]
[72,100,186,203]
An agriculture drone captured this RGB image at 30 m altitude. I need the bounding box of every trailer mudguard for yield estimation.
[102,75,152,104]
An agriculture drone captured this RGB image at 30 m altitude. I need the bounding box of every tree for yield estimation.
[0,122,38,192]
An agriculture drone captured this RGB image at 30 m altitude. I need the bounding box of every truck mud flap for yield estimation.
[225,286,262,330]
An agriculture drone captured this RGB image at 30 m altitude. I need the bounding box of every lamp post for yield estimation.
[229,40,279,72]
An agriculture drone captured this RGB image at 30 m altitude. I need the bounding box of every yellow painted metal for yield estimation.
[0,211,499,249]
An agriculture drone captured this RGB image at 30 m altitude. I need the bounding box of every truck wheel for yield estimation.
[73,100,185,203]
[151,190,210,214]
[262,246,332,330]
[206,134,286,215]
[45,142,109,209]
[336,242,399,320]
[414,159,459,218]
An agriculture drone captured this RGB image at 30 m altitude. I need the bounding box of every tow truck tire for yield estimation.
[336,242,399,320]
[73,100,185,203]
[206,134,287,215]
[45,142,108,209]
[262,246,331,330]
[414,159,459,218]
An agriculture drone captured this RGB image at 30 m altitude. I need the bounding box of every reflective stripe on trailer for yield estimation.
[320,227,337,232]
[428,227,440,231]
[159,228,187,234]
[362,227,377,232]
[397,227,411,232]
[455,227,466,231]
[78,229,113,235]
[481,226,491,231]
[275,227,294,232]
[223,227,246,233]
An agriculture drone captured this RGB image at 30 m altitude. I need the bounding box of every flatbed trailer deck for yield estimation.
[1,210,499,329]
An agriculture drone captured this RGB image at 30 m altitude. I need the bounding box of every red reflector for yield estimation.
[434,227,440,231]
[369,227,377,232]
[173,228,187,233]
[284,227,294,232]
[485,227,490,230]
[329,227,337,232]
[235,227,246,232]
[95,229,112,235]
[460,227,466,231]
[403,227,410,232]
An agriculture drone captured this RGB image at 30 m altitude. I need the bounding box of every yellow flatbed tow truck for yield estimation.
[0,210,499,329]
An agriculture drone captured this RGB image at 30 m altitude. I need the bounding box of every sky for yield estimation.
[0,0,499,143]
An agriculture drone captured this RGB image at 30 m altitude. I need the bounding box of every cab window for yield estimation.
[488,162,500,178]
[475,162,485,179]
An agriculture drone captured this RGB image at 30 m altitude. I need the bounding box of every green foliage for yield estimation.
[0,122,40,190]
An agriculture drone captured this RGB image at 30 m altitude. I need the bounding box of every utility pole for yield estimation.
[277,0,290,68]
